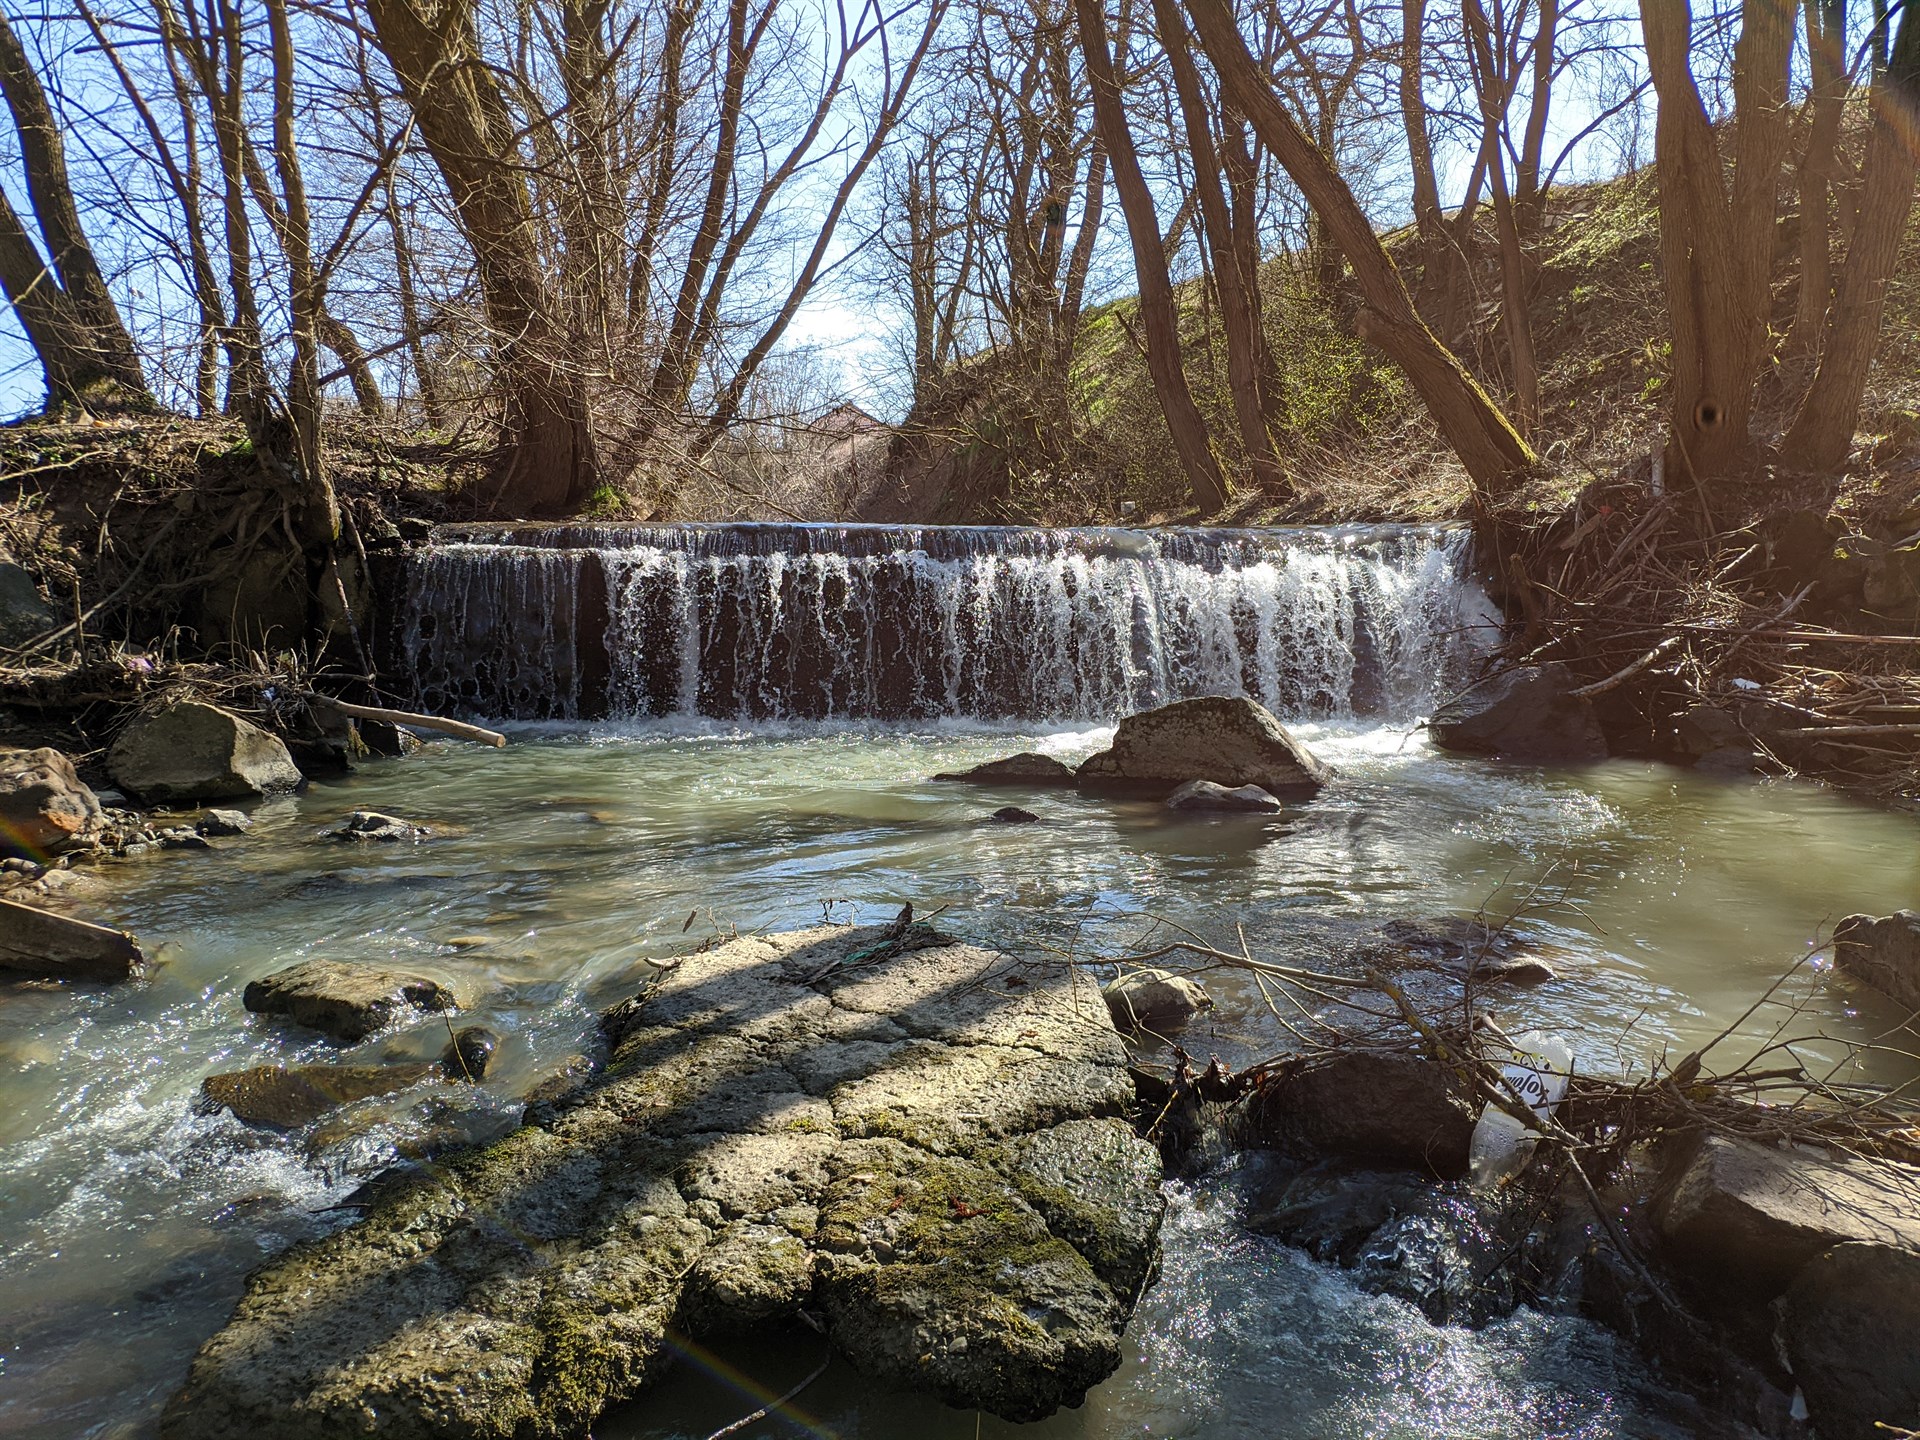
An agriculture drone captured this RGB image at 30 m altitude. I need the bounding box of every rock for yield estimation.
[327,810,430,843]
[357,719,421,757]
[442,1026,498,1080]
[990,805,1039,824]
[0,560,57,647]
[1102,969,1212,1031]
[164,925,1161,1437]
[201,1062,439,1128]
[933,752,1077,786]
[1783,1242,1920,1440]
[1076,697,1329,799]
[161,831,212,851]
[1864,545,1920,617]
[1693,745,1763,777]
[1164,779,1281,813]
[1832,911,1920,1014]
[1244,1158,1513,1324]
[522,1053,599,1110]
[0,747,102,857]
[1243,1052,1478,1179]
[0,896,145,982]
[196,809,252,837]
[107,701,303,804]
[1428,663,1607,763]
[242,959,459,1043]
[1669,704,1744,759]
[1363,916,1557,986]
[1656,1133,1920,1295]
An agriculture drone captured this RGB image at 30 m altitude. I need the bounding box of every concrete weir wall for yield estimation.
[382,522,1496,723]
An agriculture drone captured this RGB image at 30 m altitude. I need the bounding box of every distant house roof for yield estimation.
[815,401,887,437]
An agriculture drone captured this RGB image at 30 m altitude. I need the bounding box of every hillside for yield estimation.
[867,163,1920,530]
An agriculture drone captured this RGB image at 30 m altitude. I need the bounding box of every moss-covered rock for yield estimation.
[164,924,1163,1439]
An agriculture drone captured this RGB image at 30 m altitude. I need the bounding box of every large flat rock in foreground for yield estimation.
[163,925,1162,1439]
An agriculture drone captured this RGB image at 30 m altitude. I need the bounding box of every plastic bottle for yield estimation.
[1467,1030,1573,1188]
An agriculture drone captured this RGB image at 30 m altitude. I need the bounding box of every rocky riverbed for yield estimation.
[162,924,1164,1438]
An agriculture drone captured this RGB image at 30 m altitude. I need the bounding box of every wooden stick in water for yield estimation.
[307,695,507,747]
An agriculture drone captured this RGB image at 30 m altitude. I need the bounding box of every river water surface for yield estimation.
[4,720,1917,1438]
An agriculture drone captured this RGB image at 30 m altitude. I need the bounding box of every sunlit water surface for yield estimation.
[4,719,1917,1438]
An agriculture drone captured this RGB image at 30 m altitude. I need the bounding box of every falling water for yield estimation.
[394,522,1499,722]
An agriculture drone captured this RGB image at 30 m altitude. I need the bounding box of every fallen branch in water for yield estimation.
[304,695,506,748]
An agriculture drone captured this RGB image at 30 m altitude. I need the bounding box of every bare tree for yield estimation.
[1076,0,1227,512]
[1186,0,1535,497]
[0,11,150,409]
[1636,0,1794,480]
[1781,0,1920,471]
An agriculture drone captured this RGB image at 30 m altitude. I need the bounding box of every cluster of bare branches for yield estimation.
[0,0,1912,544]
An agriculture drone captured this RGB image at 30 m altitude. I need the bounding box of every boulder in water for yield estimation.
[1244,1052,1478,1179]
[164,924,1162,1436]
[201,1062,439,1128]
[1428,663,1607,763]
[327,810,430,843]
[1103,969,1212,1031]
[203,1030,493,1128]
[195,808,251,837]
[1164,780,1282,813]
[933,752,1077,786]
[1656,1133,1920,1295]
[1244,1158,1514,1325]
[107,701,303,804]
[990,805,1040,824]
[1075,697,1329,799]
[1783,1242,1920,1440]
[0,747,102,857]
[0,896,145,982]
[1832,910,1920,1014]
[242,958,459,1042]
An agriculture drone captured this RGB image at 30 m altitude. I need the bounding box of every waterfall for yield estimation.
[393,522,1498,723]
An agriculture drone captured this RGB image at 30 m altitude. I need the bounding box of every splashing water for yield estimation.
[396,523,1499,722]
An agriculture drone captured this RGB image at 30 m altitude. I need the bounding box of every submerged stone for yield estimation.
[327,810,431,842]
[242,958,459,1043]
[1164,779,1282,813]
[201,1062,439,1128]
[164,925,1163,1438]
[1103,969,1212,1032]
[933,752,1077,786]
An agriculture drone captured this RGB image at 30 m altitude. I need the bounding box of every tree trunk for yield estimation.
[1075,0,1227,514]
[0,11,148,408]
[1780,1,1919,472]
[1786,0,1847,364]
[1187,0,1535,498]
[1153,0,1287,495]
[1463,0,1538,434]
[367,0,596,515]
[1637,0,1794,480]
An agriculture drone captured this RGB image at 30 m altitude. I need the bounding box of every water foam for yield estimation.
[397,523,1497,723]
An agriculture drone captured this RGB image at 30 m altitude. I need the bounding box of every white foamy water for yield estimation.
[398,523,1499,721]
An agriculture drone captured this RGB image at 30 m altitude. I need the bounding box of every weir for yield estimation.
[393,522,1498,722]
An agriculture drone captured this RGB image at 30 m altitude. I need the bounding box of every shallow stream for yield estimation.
[5,720,1918,1438]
